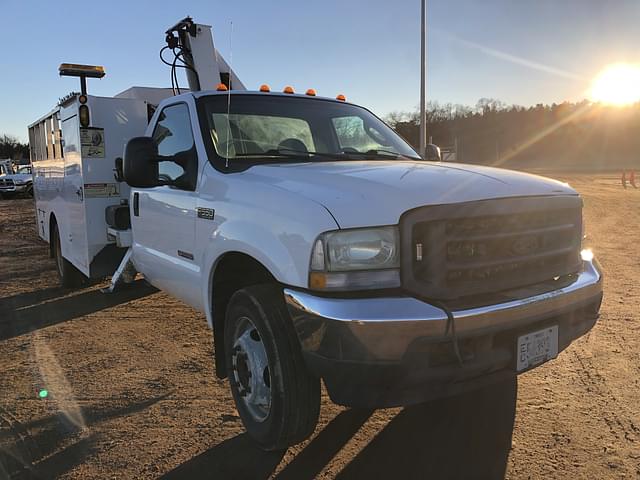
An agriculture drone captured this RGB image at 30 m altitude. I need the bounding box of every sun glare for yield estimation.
[590,63,640,106]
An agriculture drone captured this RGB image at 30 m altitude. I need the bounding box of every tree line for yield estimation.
[386,99,640,170]
[0,135,29,161]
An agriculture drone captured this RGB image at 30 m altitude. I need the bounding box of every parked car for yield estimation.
[0,165,33,198]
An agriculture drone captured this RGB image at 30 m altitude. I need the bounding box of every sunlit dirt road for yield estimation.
[0,173,638,479]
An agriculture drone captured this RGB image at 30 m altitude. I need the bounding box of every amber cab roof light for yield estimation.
[336,94,346,101]
[58,63,105,79]
[305,89,317,96]
[216,83,228,91]
[259,84,271,92]
[283,85,295,94]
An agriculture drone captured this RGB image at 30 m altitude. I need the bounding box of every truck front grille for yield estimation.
[0,179,14,189]
[400,196,583,301]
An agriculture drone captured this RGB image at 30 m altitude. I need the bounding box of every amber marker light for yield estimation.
[305,89,317,96]
[259,84,271,92]
[216,83,228,91]
[336,94,346,101]
[283,86,295,94]
[309,272,327,290]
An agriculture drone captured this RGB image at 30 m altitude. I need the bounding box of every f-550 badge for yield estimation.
[197,207,215,220]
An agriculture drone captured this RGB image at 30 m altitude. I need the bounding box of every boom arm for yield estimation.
[166,17,245,92]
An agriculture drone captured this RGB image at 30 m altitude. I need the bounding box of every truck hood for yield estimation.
[246,161,577,228]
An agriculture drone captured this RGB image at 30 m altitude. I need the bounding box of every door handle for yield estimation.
[133,192,139,216]
[75,187,83,201]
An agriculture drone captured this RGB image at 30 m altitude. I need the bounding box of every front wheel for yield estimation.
[224,284,320,451]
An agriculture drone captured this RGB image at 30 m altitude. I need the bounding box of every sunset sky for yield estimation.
[1,0,640,141]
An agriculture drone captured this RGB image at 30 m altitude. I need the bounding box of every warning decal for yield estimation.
[84,183,119,198]
[80,127,105,158]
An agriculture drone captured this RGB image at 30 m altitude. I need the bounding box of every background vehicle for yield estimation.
[31,17,603,450]
[0,165,33,198]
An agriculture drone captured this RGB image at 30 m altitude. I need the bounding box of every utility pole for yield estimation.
[419,0,427,156]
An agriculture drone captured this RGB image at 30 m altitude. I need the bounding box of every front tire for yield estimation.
[224,284,320,451]
[52,222,85,288]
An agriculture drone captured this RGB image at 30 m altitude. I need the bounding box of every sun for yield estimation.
[590,63,640,106]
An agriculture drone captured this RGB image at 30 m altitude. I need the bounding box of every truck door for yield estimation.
[130,102,201,307]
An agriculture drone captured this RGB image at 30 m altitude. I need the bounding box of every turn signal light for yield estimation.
[216,83,228,91]
[336,94,346,101]
[259,84,271,92]
[78,94,88,104]
[305,88,316,96]
[309,272,327,290]
[283,85,295,94]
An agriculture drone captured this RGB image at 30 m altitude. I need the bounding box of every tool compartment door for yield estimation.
[60,106,90,275]
[81,95,148,276]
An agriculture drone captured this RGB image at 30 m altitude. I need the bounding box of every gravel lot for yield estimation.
[0,173,638,479]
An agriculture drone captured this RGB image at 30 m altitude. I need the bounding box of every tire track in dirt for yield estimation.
[570,347,639,445]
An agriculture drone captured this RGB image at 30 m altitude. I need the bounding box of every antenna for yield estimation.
[225,21,233,168]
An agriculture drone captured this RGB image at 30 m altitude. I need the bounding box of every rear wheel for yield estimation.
[52,222,85,288]
[224,284,320,451]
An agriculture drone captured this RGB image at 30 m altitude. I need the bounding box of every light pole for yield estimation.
[419,0,427,156]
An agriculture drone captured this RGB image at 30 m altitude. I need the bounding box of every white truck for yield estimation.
[31,17,603,450]
[0,165,33,198]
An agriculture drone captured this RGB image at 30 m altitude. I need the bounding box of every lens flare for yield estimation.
[590,63,640,106]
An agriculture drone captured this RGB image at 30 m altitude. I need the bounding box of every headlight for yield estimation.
[309,226,401,291]
[13,180,26,185]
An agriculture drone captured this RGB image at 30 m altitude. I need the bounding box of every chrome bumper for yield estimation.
[284,258,603,362]
[0,184,27,193]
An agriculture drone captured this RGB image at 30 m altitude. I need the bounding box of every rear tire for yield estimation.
[52,222,85,288]
[224,284,320,451]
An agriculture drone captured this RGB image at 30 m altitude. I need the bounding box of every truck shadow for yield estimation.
[0,280,158,341]
[1,393,171,479]
[161,377,517,479]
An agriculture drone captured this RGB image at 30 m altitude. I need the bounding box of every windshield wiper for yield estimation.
[341,149,421,160]
[233,149,341,160]
[230,148,421,162]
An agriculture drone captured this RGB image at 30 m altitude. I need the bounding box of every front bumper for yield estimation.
[0,184,28,194]
[284,258,603,407]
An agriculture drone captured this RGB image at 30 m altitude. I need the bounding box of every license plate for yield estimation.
[516,325,559,372]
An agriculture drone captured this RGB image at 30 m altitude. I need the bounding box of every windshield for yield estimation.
[199,95,419,167]
[17,166,31,174]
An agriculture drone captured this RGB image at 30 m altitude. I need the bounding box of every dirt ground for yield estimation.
[0,173,638,479]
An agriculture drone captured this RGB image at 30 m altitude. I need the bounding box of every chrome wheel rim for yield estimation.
[231,316,271,422]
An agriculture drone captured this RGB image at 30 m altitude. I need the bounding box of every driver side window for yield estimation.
[152,103,197,190]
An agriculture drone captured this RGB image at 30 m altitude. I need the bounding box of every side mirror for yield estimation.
[423,143,441,162]
[123,137,160,187]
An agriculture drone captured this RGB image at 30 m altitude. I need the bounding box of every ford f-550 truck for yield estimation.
[31,18,603,451]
